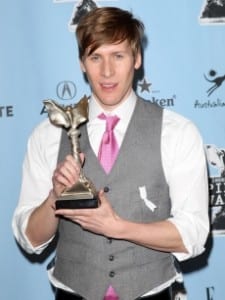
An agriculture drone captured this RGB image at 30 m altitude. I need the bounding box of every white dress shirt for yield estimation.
[12,90,209,296]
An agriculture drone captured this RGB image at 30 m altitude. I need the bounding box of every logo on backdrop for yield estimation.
[0,105,14,118]
[205,144,225,235]
[70,0,97,30]
[40,80,77,115]
[53,0,119,32]
[56,81,77,100]
[137,77,175,108]
[204,70,225,96]
[206,286,215,300]
[194,68,225,108]
[200,0,225,24]
[138,78,152,93]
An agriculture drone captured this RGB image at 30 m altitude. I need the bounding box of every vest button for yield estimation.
[109,255,114,261]
[104,186,110,193]
[109,271,115,277]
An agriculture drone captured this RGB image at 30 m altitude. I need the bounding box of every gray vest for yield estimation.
[53,98,176,300]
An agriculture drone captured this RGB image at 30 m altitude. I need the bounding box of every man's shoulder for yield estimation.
[137,96,163,114]
[162,108,202,141]
[136,96,197,130]
[163,108,193,126]
[29,117,62,143]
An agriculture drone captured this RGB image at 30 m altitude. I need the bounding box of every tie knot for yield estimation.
[98,113,120,131]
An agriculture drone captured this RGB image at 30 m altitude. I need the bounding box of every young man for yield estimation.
[12,7,209,300]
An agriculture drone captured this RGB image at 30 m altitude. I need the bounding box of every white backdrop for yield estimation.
[1,1,225,299]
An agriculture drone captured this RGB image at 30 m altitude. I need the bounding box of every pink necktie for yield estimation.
[98,113,120,173]
[103,285,119,300]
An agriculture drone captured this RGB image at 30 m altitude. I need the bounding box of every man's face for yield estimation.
[80,40,141,111]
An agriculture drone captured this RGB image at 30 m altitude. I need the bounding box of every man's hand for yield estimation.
[52,154,84,198]
[55,190,122,238]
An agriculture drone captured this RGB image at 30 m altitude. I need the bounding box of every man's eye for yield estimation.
[115,54,123,59]
[90,55,100,61]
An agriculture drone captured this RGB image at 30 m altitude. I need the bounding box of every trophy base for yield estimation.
[56,197,99,209]
[55,181,99,209]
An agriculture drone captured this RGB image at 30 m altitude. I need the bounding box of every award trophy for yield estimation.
[43,95,98,209]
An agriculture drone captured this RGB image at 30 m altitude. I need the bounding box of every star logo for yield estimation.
[138,78,152,93]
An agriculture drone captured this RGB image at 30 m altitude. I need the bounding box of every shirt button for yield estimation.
[109,271,115,277]
[109,255,114,261]
[104,186,110,193]
[107,238,112,244]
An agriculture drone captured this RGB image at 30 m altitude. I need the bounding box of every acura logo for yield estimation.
[56,81,77,100]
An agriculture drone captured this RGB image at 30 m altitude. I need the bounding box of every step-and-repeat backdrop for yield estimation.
[1,1,225,299]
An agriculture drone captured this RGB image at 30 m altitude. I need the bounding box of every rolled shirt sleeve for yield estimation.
[162,110,209,260]
[12,206,54,254]
[12,119,61,254]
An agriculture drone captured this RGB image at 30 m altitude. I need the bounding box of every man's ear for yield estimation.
[134,51,142,70]
[80,59,86,72]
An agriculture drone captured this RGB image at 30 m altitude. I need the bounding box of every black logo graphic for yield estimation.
[206,144,225,177]
[56,81,77,100]
[172,281,187,300]
[205,144,225,235]
[204,70,225,96]
[200,0,225,23]
[70,0,97,27]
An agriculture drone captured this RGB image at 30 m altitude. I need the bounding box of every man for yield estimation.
[12,6,209,300]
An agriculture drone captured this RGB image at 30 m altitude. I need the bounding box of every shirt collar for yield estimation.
[88,90,137,123]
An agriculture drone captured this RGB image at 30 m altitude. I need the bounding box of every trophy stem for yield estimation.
[69,128,82,167]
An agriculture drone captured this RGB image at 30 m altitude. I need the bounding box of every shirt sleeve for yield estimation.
[12,206,54,254]
[12,120,60,254]
[162,112,209,261]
